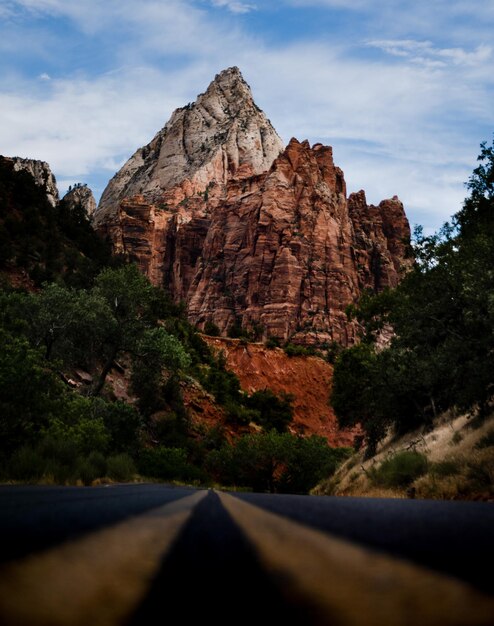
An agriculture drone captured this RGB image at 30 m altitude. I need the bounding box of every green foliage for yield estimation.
[0,328,61,455]
[138,447,203,482]
[131,327,191,416]
[370,452,428,488]
[107,454,136,482]
[245,389,294,433]
[203,321,221,336]
[0,157,112,287]
[332,139,494,453]
[8,446,46,481]
[283,343,318,357]
[207,431,350,493]
[265,336,281,349]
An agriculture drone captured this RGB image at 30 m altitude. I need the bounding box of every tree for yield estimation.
[0,329,61,455]
[90,265,160,395]
[331,139,494,452]
[245,389,294,432]
[131,327,191,416]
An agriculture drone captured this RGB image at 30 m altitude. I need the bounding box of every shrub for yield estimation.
[430,460,461,477]
[283,343,316,357]
[9,446,45,481]
[204,321,221,337]
[370,451,428,488]
[107,453,136,482]
[87,451,107,477]
[245,389,294,432]
[265,336,280,349]
[76,457,101,486]
[138,447,190,481]
[475,429,494,450]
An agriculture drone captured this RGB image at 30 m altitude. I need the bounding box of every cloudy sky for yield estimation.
[1,0,493,232]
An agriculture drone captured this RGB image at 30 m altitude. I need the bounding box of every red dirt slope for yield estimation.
[204,336,356,446]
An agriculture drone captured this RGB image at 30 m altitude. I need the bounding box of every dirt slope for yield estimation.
[204,336,356,446]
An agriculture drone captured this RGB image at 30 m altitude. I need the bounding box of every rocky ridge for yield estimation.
[94,68,411,346]
[62,184,97,218]
[7,156,59,207]
[95,66,284,225]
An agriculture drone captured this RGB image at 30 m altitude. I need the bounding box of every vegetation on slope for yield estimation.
[0,161,348,492]
[331,138,494,460]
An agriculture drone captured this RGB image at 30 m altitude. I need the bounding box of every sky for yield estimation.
[1,0,493,233]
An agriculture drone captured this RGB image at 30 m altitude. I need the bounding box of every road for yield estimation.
[0,484,493,626]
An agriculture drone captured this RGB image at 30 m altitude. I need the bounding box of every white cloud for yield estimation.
[211,0,256,13]
[1,0,492,233]
[368,39,492,68]
[38,73,51,81]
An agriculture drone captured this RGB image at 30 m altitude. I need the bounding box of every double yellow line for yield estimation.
[1,490,493,626]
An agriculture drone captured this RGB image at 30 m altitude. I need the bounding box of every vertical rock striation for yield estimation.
[94,68,411,347]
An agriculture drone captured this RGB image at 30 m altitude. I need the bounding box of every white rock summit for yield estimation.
[9,157,59,207]
[94,67,284,225]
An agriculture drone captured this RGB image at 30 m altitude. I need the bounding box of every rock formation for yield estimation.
[94,68,411,346]
[7,157,59,207]
[62,184,97,218]
[95,66,284,226]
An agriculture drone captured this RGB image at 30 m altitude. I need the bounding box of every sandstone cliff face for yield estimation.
[7,157,59,207]
[95,68,411,347]
[95,66,283,226]
[62,184,97,217]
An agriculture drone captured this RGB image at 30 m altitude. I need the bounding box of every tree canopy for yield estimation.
[331,138,494,454]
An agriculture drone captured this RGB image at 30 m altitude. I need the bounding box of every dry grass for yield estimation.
[317,411,494,500]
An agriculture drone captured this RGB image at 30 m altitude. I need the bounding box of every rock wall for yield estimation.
[94,68,411,347]
[8,157,59,207]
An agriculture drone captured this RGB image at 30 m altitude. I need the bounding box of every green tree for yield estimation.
[131,327,191,416]
[331,139,494,452]
[245,389,294,432]
[0,329,61,455]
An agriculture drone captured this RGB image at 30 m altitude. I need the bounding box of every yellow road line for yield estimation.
[0,490,206,626]
[219,492,494,626]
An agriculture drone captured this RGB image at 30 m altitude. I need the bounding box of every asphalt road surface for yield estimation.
[0,484,493,626]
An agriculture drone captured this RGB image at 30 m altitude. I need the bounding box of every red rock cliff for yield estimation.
[95,69,411,347]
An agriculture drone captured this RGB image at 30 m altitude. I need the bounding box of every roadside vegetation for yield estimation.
[331,139,494,467]
[319,139,494,499]
[0,158,349,492]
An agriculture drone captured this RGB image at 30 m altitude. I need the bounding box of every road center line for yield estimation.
[219,491,494,626]
[0,489,206,626]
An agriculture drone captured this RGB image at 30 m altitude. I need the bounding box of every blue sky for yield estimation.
[1,0,493,233]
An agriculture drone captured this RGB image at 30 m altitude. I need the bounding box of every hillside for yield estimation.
[204,336,356,446]
[315,411,494,501]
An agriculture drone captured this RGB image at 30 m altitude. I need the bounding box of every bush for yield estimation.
[76,457,101,486]
[138,447,191,481]
[430,460,461,477]
[9,446,45,481]
[245,389,294,432]
[107,454,136,482]
[283,343,316,357]
[265,336,280,349]
[475,429,494,450]
[370,451,428,488]
[204,321,221,336]
[87,451,107,477]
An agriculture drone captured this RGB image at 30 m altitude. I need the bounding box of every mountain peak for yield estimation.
[95,68,283,224]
